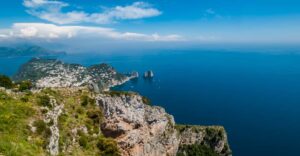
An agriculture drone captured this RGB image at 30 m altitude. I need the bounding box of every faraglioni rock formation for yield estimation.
[144,70,154,78]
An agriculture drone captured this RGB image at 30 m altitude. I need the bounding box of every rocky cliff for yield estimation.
[0,59,231,156]
[97,92,231,156]
[97,92,179,156]
[0,87,231,156]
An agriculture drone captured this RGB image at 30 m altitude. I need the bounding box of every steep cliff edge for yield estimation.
[0,87,231,156]
[176,125,231,156]
[97,92,179,156]
[1,58,231,156]
[97,92,231,156]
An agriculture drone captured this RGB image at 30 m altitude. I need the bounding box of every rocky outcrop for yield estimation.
[176,125,231,156]
[96,92,231,156]
[44,97,64,156]
[143,70,154,78]
[13,58,137,90]
[97,93,179,156]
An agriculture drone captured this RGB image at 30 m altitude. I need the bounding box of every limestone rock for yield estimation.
[96,92,231,156]
[97,93,179,156]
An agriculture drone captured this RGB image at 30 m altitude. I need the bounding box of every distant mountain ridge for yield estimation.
[0,45,66,57]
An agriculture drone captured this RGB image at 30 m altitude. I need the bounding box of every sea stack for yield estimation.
[131,71,139,78]
[144,70,154,78]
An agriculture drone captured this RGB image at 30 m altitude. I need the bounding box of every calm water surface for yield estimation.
[1,50,300,156]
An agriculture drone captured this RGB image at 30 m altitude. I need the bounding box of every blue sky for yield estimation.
[0,0,300,50]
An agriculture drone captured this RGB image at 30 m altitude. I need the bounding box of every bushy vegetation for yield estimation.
[142,96,151,105]
[37,95,51,108]
[87,109,103,125]
[80,95,95,106]
[175,125,230,156]
[57,89,118,155]
[0,88,123,156]
[0,74,13,89]
[106,91,152,105]
[78,131,88,148]
[81,95,89,106]
[18,80,33,91]
[97,137,121,156]
[177,144,218,156]
[33,120,51,138]
[105,90,137,97]
[205,127,224,141]
[0,91,10,100]
[0,74,35,92]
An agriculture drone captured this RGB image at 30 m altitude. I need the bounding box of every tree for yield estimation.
[0,74,13,89]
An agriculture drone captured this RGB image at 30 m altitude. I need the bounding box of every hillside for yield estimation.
[0,87,231,156]
[0,45,66,57]
[0,59,231,156]
[13,58,137,91]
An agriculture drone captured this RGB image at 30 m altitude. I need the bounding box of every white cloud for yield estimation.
[23,0,68,8]
[203,8,222,19]
[0,23,183,42]
[205,8,216,15]
[23,0,162,24]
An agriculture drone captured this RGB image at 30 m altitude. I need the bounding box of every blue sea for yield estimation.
[1,49,300,156]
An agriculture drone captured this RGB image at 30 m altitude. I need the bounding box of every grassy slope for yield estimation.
[0,91,44,156]
[0,88,120,156]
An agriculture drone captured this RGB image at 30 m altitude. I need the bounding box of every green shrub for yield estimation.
[97,137,120,156]
[80,95,96,106]
[87,109,103,125]
[89,98,96,105]
[106,91,136,97]
[18,80,32,91]
[77,107,85,114]
[20,96,29,102]
[41,88,57,96]
[37,95,51,108]
[81,95,89,106]
[33,120,47,135]
[177,144,218,156]
[0,91,9,100]
[205,127,224,141]
[0,74,13,89]
[41,109,48,114]
[142,96,151,105]
[34,120,51,140]
[79,135,88,148]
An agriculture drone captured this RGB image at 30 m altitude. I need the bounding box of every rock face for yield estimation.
[143,70,154,78]
[177,125,232,156]
[14,58,137,90]
[97,93,231,156]
[97,93,179,156]
[44,97,64,156]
